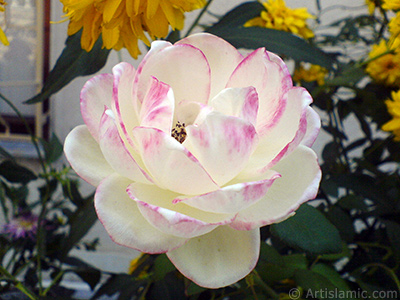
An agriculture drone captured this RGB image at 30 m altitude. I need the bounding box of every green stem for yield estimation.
[184,0,214,37]
[252,270,279,300]
[0,265,39,300]
[0,92,51,294]
[0,92,47,173]
[42,270,65,296]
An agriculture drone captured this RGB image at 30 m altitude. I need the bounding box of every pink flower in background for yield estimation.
[64,33,321,288]
[2,213,38,240]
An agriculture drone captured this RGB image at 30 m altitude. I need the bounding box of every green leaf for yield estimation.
[206,2,335,70]
[311,263,350,292]
[64,256,101,290]
[270,204,342,254]
[153,254,176,281]
[326,206,355,242]
[26,30,111,104]
[0,160,37,184]
[41,134,63,164]
[208,27,336,70]
[0,145,15,163]
[58,195,97,259]
[294,269,341,300]
[206,1,264,31]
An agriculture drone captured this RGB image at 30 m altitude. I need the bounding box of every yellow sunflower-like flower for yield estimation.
[389,12,400,37]
[293,63,328,86]
[60,0,206,58]
[366,39,400,87]
[0,0,9,46]
[382,90,400,140]
[382,0,400,11]
[244,0,315,39]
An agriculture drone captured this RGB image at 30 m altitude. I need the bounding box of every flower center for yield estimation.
[171,121,187,143]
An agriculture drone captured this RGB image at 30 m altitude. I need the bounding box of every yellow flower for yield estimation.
[389,12,400,38]
[382,90,400,140]
[382,0,400,10]
[60,0,206,58]
[244,0,315,39]
[293,63,328,86]
[366,0,376,14]
[366,39,400,86]
[128,253,149,278]
[0,0,9,46]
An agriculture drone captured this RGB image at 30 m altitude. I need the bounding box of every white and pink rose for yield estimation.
[64,33,321,288]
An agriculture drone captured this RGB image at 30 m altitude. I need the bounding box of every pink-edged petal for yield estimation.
[184,112,258,186]
[127,183,234,238]
[230,145,321,231]
[111,62,140,147]
[301,106,321,147]
[132,127,219,195]
[241,87,313,177]
[80,73,114,141]
[133,43,211,106]
[176,33,243,99]
[227,49,292,136]
[140,76,174,133]
[95,173,187,253]
[210,87,259,127]
[64,125,114,186]
[174,170,281,214]
[98,109,153,184]
[167,226,260,288]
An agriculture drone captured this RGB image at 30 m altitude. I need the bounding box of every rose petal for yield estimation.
[184,112,258,186]
[80,73,114,141]
[174,170,280,214]
[133,43,211,106]
[230,145,321,230]
[227,48,292,136]
[98,109,153,184]
[210,86,259,127]
[140,76,174,133]
[127,183,234,238]
[64,125,114,186]
[132,127,219,194]
[301,106,321,147]
[177,33,243,99]
[95,173,187,253]
[241,87,313,177]
[111,62,140,147]
[167,226,260,288]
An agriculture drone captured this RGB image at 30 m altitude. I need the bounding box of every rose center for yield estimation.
[171,121,187,143]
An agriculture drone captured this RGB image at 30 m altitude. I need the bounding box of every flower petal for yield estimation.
[227,49,292,136]
[301,106,321,147]
[140,76,174,133]
[127,183,234,238]
[134,43,211,106]
[184,112,258,186]
[241,87,313,177]
[111,62,140,146]
[95,173,187,253]
[167,226,260,288]
[210,86,259,127]
[64,125,114,186]
[98,109,153,184]
[132,127,219,194]
[230,145,321,230]
[177,33,243,99]
[174,170,280,214]
[80,73,114,141]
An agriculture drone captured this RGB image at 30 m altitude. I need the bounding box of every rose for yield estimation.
[64,33,321,288]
